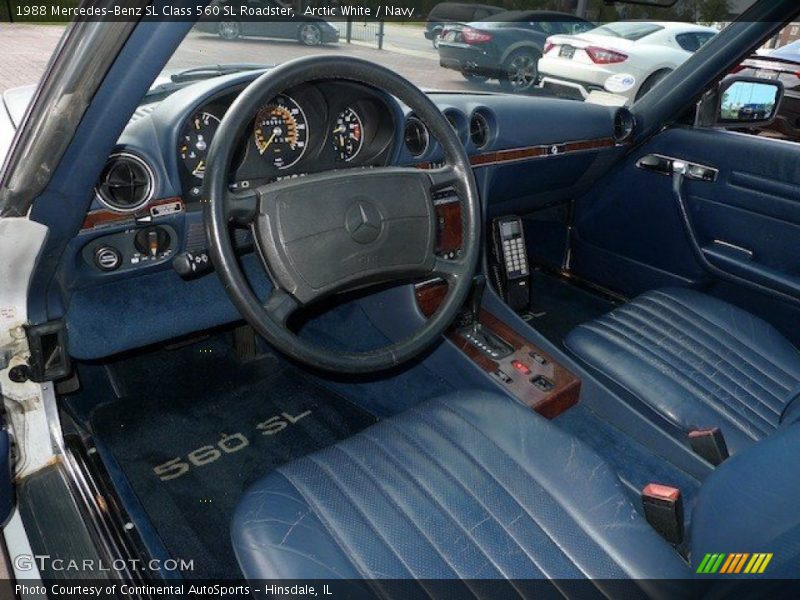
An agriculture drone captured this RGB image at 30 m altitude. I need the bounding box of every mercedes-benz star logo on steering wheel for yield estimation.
[345,200,383,244]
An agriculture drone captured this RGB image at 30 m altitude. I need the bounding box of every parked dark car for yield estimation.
[438,10,594,92]
[195,0,340,46]
[425,2,504,48]
[738,103,770,120]
[734,40,800,139]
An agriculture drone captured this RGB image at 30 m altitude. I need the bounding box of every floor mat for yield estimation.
[90,335,377,579]
[526,270,619,345]
[296,300,455,417]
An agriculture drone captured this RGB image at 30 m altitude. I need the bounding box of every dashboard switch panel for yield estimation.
[82,224,178,275]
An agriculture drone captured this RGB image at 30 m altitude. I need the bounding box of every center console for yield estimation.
[419,199,580,417]
[416,278,581,419]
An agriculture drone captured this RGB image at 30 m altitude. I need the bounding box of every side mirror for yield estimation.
[715,76,784,128]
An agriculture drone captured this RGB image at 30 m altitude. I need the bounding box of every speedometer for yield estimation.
[253,95,308,170]
[179,111,221,180]
[332,107,364,162]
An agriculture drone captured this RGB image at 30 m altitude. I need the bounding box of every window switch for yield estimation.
[493,369,513,384]
[531,375,554,392]
[528,351,548,366]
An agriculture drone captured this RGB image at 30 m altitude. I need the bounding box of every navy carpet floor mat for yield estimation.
[90,335,377,579]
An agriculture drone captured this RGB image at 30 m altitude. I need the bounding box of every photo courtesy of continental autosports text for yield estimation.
[1,0,800,598]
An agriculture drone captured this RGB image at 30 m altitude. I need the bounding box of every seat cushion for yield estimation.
[565,287,800,454]
[232,392,689,583]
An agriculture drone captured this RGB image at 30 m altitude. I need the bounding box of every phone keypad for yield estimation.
[502,236,528,276]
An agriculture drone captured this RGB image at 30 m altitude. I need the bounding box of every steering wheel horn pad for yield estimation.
[204,56,480,373]
[254,168,437,305]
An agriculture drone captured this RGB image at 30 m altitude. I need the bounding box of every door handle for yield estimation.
[636,154,718,182]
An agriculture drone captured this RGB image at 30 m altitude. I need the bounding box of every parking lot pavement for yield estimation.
[0,24,65,93]
[0,22,519,95]
[381,23,439,58]
[168,30,491,92]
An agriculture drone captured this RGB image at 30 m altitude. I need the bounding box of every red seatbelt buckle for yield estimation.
[642,483,684,544]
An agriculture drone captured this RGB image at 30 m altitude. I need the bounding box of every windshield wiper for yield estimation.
[141,64,272,103]
[169,63,270,83]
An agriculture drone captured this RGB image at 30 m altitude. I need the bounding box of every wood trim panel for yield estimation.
[434,199,462,255]
[469,137,617,167]
[417,136,618,171]
[81,197,184,231]
[462,310,581,418]
[416,279,448,318]
[416,280,580,419]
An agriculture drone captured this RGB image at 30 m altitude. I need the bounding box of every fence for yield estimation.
[342,18,384,49]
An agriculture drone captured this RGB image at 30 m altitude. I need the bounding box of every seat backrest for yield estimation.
[779,386,800,426]
[691,422,800,578]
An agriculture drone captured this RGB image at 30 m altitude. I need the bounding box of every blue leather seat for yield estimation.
[691,421,800,579]
[232,392,690,582]
[565,287,800,455]
[232,391,800,587]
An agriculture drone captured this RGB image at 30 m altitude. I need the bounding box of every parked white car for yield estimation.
[539,21,718,105]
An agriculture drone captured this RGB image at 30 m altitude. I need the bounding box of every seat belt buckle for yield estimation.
[688,427,729,466]
[642,483,684,545]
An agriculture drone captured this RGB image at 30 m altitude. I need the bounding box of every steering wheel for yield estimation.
[204,56,480,373]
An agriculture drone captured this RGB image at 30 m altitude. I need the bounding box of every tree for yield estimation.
[679,0,730,24]
[699,0,730,24]
[679,0,703,21]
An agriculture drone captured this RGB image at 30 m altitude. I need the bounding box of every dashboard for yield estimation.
[64,69,631,359]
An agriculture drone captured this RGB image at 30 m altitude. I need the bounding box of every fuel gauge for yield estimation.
[332,107,364,162]
[179,111,220,180]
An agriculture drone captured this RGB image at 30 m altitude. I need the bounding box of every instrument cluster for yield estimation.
[177,81,395,198]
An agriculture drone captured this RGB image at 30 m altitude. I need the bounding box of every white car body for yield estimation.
[539,22,718,105]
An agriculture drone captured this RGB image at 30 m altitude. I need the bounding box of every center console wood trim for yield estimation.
[416,280,581,419]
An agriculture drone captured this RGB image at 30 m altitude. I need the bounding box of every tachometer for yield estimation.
[332,107,364,162]
[253,95,308,169]
[179,111,221,180]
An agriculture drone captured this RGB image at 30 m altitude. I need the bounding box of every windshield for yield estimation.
[0,0,766,117]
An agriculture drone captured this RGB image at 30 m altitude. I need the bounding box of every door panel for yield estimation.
[572,126,800,345]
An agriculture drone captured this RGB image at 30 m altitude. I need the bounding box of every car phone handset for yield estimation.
[491,216,530,312]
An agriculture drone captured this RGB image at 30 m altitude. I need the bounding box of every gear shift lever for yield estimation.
[459,274,513,359]
[468,274,486,331]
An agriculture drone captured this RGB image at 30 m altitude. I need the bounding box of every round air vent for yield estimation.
[469,112,491,149]
[613,108,636,144]
[95,153,154,213]
[404,116,429,157]
[445,112,459,131]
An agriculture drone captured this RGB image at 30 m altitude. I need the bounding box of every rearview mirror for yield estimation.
[716,77,784,127]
